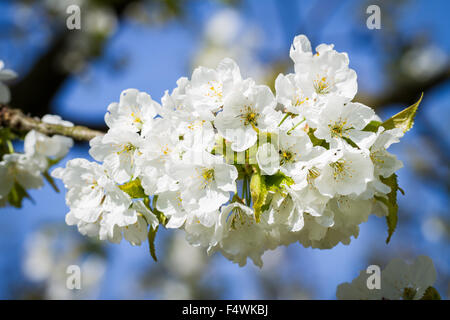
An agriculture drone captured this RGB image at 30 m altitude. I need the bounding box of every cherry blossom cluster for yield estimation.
[0,115,74,207]
[0,60,74,207]
[53,35,408,266]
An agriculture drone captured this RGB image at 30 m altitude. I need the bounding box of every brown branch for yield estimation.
[355,65,450,109]
[0,105,105,141]
[9,30,70,117]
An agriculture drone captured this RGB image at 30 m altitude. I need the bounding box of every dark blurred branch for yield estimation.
[0,105,104,141]
[356,65,450,108]
[9,30,70,117]
[9,0,142,118]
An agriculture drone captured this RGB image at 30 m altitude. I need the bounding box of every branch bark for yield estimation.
[0,105,104,141]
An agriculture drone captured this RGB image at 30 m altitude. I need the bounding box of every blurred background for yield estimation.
[0,0,449,299]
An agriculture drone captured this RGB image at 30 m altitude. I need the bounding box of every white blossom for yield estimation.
[52,158,158,245]
[337,256,438,300]
[89,129,144,184]
[369,127,404,178]
[289,35,357,101]
[312,96,377,149]
[184,58,243,114]
[314,143,374,197]
[214,202,270,267]
[177,151,237,223]
[105,88,160,132]
[24,130,73,168]
[0,153,44,202]
[215,79,281,152]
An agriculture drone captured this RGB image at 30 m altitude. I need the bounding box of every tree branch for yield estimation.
[355,65,450,109]
[9,0,143,117]
[0,105,104,141]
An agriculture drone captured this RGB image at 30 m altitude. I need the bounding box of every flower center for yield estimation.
[161,145,171,156]
[131,112,142,125]
[230,207,254,230]
[370,150,385,166]
[239,105,259,127]
[279,150,295,165]
[206,81,223,100]
[117,143,136,155]
[187,120,206,130]
[200,168,215,188]
[313,76,330,94]
[328,119,352,138]
[307,167,320,184]
[330,159,352,180]
[293,93,308,107]
[90,180,98,190]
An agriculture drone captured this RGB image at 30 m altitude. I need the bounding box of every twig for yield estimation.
[0,105,105,141]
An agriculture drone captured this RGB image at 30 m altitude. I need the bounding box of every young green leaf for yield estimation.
[264,171,294,193]
[147,225,158,262]
[362,120,382,132]
[7,182,33,208]
[250,170,267,223]
[0,128,16,157]
[307,129,329,149]
[342,137,359,149]
[420,286,441,300]
[118,178,146,198]
[43,171,60,193]
[250,171,294,221]
[375,173,400,244]
[381,93,423,133]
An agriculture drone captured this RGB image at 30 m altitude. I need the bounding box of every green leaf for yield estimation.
[250,170,267,223]
[118,178,146,198]
[43,171,59,193]
[7,182,33,208]
[250,171,294,222]
[147,225,158,262]
[420,286,441,300]
[375,174,400,244]
[0,127,19,142]
[362,120,382,132]
[307,129,329,149]
[342,137,359,149]
[264,171,294,193]
[0,128,16,157]
[381,93,423,133]
[260,192,274,213]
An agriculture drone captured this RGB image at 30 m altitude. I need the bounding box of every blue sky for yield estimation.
[0,0,448,299]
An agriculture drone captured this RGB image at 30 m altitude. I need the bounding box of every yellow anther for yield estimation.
[330,159,352,180]
[313,76,330,94]
[328,119,350,138]
[162,145,170,155]
[240,105,259,127]
[117,143,136,155]
[131,112,142,124]
[201,168,215,188]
